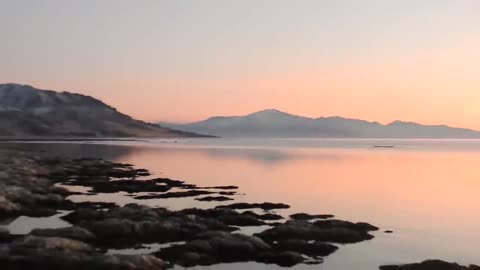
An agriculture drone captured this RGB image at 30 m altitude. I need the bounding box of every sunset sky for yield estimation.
[1,1,479,128]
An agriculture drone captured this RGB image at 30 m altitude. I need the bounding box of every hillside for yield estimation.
[0,83,207,138]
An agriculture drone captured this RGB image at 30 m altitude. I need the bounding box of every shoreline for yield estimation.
[0,146,475,270]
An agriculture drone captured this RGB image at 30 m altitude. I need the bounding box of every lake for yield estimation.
[6,138,480,269]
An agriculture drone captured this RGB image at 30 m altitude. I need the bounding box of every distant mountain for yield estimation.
[0,83,207,138]
[157,109,480,138]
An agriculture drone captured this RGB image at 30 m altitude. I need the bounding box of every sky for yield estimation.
[1,0,479,128]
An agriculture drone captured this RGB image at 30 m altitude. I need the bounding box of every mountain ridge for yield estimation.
[0,83,209,138]
[157,109,480,138]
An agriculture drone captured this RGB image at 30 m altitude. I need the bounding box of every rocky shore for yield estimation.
[0,146,475,269]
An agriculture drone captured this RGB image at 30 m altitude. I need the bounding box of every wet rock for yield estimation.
[0,195,21,216]
[380,260,480,270]
[62,207,104,223]
[63,204,236,248]
[0,227,15,243]
[0,235,166,269]
[155,231,307,267]
[290,213,335,220]
[49,159,148,181]
[241,211,283,221]
[90,254,166,270]
[274,239,338,257]
[199,186,239,190]
[216,202,290,211]
[71,201,118,210]
[219,191,237,196]
[256,219,377,244]
[195,196,234,202]
[9,235,94,255]
[313,219,379,232]
[30,226,95,242]
[135,190,215,200]
[88,179,172,194]
[180,208,266,226]
[256,250,305,267]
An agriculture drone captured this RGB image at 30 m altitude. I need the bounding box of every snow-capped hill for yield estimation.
[157,109,480,138]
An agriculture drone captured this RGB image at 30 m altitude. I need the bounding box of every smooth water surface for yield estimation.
[7,138,480,269]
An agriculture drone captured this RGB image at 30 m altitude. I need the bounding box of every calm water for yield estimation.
[7,138,480,269]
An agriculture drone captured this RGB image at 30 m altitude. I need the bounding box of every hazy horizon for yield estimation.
[2,1,479,128]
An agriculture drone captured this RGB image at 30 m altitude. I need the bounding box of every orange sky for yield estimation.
[1,1,479,129]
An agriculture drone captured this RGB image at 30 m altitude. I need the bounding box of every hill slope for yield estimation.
[158,109,480,138]
[0,83,207,138]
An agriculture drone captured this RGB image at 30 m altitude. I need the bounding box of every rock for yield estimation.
[216,202,290,211]
[385,230,394,234]
[219,191,237,196]
[256,219,377,244]
[0,227,15,243]
[0,195,21,216]
[274,239,338,257]
[290,213,335,220]
[199,186,239,190]
[256,251,305,267]
[241,211,283,221]
[30,226,95,242]
[135,190,215,200]
[70,201,118,210]
[64,205,235,248]
[9,235,94,255]
[380,260,480,270]
[90,254,166,270]
[313,219,379,232]
[180,208,266,226]
[0,235,166,269]
[88,179,172,194]
[62,207,104,223]
[156,231,309,267]
[196,196,234,202]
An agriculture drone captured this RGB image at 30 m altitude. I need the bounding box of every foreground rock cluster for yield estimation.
[3,147,469,269]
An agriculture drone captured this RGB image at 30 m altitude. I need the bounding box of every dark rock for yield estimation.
[241,211,283,221]
[195,196,234,202]
[180,208,266,226]
[256,219,377,244]
[90,254,166,269]
[6,235,95,257]
[380,260,480,270]
[199,186,239,190]
[256,251,305,267]
[216,202,290,211]
[135,190,215,200]
[62,208,104,224]
[63,204,236,248]
[219,191,237,196]
[313,219,379,232]
[89,179,172,194]
[0,227,15,243]
[73,201,118,210]
[155,231,309,267]
[290,213,335,220]
[274,239,338,257]
[0,235,166,270]
[30,226,95,242]
[385,230,394,234]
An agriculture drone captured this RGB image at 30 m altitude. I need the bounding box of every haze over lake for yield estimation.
[9,138,480,270]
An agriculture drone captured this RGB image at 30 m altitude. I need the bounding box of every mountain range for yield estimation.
[158,109,480,138]
[0,83,206,138]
